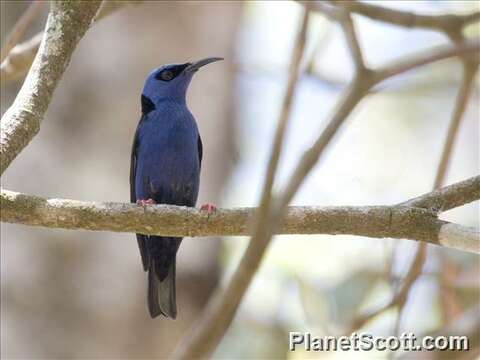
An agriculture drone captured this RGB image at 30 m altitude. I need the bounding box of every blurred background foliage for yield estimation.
[1,1,479,359]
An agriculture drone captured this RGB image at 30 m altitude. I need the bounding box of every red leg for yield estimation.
[136,198,156,206]
[200,203,217,215]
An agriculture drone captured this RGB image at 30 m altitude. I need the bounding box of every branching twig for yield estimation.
[0,1,102,176]
[373,38,479,84]
[293,1,480,337]
[329,0,480,34]
[402,174,480,212]
[306,0,365,72]
[279,29,480,216]
[350,47,479,335]
[393,47,478,335]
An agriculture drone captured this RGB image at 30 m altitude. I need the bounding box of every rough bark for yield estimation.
[1,176,478,254]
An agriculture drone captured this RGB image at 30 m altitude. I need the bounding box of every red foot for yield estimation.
[200,203,217,215]
[136,198,156,206]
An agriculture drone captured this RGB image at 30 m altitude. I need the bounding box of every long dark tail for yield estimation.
[148,259,177,319]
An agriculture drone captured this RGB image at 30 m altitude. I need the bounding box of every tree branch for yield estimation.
[1,176,478,252]
[402,175,480,213]
[0,32,43,84]
[280,25,480,220]
[1,1,478,356]
[329,0,480,33]
[297,1,366,72]
[278,73,373,210]
[303,1,480,87]
[0,1,102,176]
[340,13,366,72]
[373,38,479,84]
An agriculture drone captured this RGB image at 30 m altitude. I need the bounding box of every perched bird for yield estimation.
[130,58,222,318]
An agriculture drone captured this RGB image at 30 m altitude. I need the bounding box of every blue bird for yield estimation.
[130,57,222,318]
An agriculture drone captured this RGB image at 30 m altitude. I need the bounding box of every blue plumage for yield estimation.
[130,58,221,318]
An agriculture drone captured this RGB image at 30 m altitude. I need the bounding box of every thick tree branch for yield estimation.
[0,1,102,176]
[1,177,478,252]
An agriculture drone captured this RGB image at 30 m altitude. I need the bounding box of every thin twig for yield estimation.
[0,1,102,176]
[433,70,478,191]
[94,0,141,21]
[0,1,45,64]
[392,243,427,335]
[438,254,463,325]
[329,0,480,33]
[306,0,368,74]
[306,1,343,22]
[402,174,480,212]
[340,13,366,71]
[0,1,144,86]
[0,32,43,84]
[373,38,479,84]
[171,9,311,359]
[278,74,372,210]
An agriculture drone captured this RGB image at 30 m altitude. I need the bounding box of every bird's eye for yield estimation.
[159,70,174,81]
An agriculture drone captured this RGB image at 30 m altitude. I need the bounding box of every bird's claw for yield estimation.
[137,198,156,206]
[200,203,217,215]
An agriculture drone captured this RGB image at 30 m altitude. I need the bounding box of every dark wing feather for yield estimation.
[130,125,139,203]
[131,117,149,271]
[197,134,203,169]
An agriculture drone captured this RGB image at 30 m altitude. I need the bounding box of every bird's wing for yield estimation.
[131,117,150,271]
[130,125,139,203]
[197,134,203,169]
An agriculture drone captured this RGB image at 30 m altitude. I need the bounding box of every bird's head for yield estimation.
[141,57,223,109]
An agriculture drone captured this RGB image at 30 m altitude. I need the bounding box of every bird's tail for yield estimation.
[148,260,177,319]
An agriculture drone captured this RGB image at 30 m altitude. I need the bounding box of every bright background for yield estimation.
[1,1,478,359]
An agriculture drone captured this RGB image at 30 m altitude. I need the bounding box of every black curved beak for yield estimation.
[185,57,223,73]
